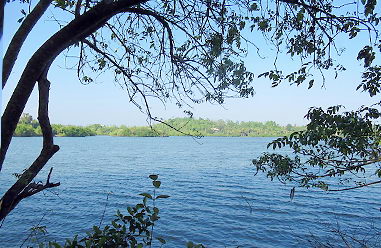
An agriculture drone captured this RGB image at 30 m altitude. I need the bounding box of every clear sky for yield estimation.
[2,1,378,126]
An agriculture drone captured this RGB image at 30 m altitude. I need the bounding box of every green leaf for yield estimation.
[250,3,258,11]
[139,193,152,199]
[151,214,159,221]
[153,207,159,214]
[308,80,314,89]
[93,225,101,234]
[127,206,134,215]
[149,174,158,180]
[357,46,375,67]
[111,220,119,228]
[156,194,170,199]
[187,242,195,248]
[239,21,246,30]
[51,243,62,248]
[153,180,161,188]
[157,237,166,244]
[296,9,304,22]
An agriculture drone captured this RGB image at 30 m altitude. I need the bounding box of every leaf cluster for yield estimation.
[253,104,381,192]
[36,175,168,248]
[253,0,380,91]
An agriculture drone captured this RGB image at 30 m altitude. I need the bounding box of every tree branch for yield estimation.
[0,68,59,221]
[0,0,4,40]
[328,180,381,192]
[38,68,54,147]
[82,38,199,138]
[0,0,148,168]
[3,0,53,88]
[125,7,176,62]
[279,0,336,18]
[75,0,83,18]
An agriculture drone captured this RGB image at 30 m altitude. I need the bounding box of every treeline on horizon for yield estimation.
[14,113,304,137]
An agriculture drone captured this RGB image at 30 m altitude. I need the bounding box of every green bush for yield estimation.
[34,175,169,248]
[14,123,38,137]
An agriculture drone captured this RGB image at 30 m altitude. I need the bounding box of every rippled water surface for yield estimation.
[1,136,380,247]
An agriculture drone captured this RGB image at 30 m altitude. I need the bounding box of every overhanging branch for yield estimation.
[3,0,53,88]
[82,38,198,137]
[1,0,149,168]
[328,180,381,192]
[125,7,176,62]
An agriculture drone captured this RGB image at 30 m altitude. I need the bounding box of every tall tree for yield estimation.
[1,0,380,221]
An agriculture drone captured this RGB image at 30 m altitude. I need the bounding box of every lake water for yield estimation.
[0,136,380,247]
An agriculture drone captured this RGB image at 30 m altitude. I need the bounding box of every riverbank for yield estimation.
[15,115,304,137]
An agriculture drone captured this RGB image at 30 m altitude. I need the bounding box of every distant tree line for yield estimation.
[15,113,96,137]
[153,118,304,137]
[14,114,304,137]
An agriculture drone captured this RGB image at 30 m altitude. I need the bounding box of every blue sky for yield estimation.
[2,1,377,126]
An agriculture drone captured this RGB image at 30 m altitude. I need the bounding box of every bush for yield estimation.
[32,175,169,248]
[14,124,38,137]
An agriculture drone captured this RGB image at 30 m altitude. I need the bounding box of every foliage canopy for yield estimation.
[253,105,381,192]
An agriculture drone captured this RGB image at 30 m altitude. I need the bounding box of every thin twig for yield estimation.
[328,180,381,192]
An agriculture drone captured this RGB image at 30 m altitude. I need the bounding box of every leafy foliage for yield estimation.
[46,0,380,116]
[186,242,206,248]
[56,0,261,115]
[15,123,39,137]
[51,125,96,137]
[152,118,304,137]
[25,175,210,247]
[246,0,381,194]
[240,0,381,96]
[14,114,96,137]
[253,105,381,192]
[35,175,169,248]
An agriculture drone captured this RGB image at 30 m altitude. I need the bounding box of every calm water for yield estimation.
[0,136,380,247]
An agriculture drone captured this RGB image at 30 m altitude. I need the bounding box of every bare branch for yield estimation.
[75,0,83,17]
[17,168,60,201]
[0,0,4,40]
[328,180,381,192]
[3,0,53,88]
[1,0,149,168]
[125,7,176,62]
[0,66,60,221]
[0,164,60,221]
[38,68,54,147]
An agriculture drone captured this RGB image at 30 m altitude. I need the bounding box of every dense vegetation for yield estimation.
[15,114,96,137]
[14,114,304,137]
[153,118,303,137]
